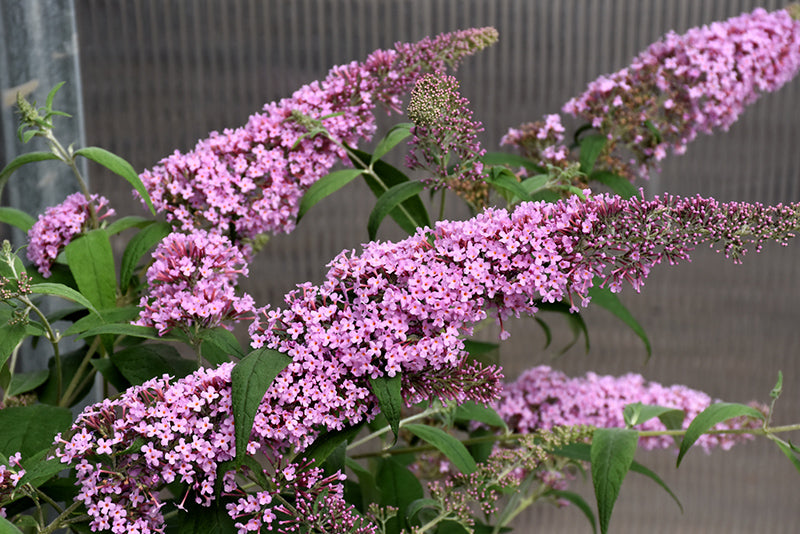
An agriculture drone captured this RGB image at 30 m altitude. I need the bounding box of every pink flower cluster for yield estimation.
[139,28,498,246]
[406,73,487,207]
[53,364,374,534]
[51,189,799,532]
[134,229,255,335]
[504,8,800,179]
[500,114,570,169]
[26,192,115,277]
[497,366,764,452]
[0,452,24,515]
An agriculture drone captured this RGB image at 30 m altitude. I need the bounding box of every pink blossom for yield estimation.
[497,366,765,452]
[138,28,498,246]
[134,229,255,334]
[27,192,115,277]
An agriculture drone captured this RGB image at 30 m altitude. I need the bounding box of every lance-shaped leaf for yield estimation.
[405,423,477,474]
[302,422,366,467]
[350,148,431,234]
[0,207,35,232]
[368,374,403,444]
[297,169,364,222]
[591,427,638,534]
[587,283,651,358]
[579,134,606,174]
[368,181,426,240]
[119,221,172,290]
[104,215,150,236]
[199,327,245,360]
[589,170,638,199]
[110,344,198,385]
[230,348,292,465]
[677,402,765,467]
[623,402,684,429]
[0,404,72,458]
[65,230,117,311]
[479,152,541,174]
[548,490,597,534]
[74,146,156,215]
[453,400,507,431]
[372,123,413,162]
[30,282,100,316]
[376,457,424,534]
[0,152,61,198]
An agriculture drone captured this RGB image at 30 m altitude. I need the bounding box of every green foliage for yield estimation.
[298,169,365,222]
[677,403,765,466]
[230,348,292,465]
[369,374,404,444]
[405,423,478,474]
[590,428,638,534]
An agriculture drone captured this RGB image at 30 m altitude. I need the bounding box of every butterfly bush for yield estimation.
[138,28,498,248]
[505,7,800,179]
[134,229,255,335]
[406,73,488,208]
[26,192,115,277]
[497,366,764,452]
[52,189,799,532]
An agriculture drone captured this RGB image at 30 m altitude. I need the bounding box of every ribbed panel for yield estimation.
[75,1,800,531]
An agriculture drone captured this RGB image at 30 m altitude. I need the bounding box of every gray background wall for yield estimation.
[7,0,800,531]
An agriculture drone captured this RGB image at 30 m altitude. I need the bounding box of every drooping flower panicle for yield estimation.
[506,7,800,179]
[138,28,498,247]
[134,229,255,335]
[497,366,764,452]
[26,192,115,278]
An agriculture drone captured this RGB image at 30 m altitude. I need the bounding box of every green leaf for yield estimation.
[587,283,650,358]
[775,440,800,475]
[345,457,381,510]
[485,168,531,203]
[534,317,553,348]
[18,453,67,489]
[368,374,403,444]
[589,170,638,199]
[199,327,245,360]
[0,516,24,534]
[110,344,198,385]
[626,457,683,512]
[0,404,72,458]
[479,152,541,173]
[372,123,413,161]
[74,146,156,215]
[297,169,364,222]
[45,81,66,110]
[549,490,597,534]
[79,323,179,341]
[0,322,29,373]
[0,207,36,232]
[230,348,292,464]
[65,230,117,311]
[376,457,424,534]
[404,423,477,474]
[302,422,365,467]
[453,401,507,431]
[623,403,684,429]
[350,148,431,234]
[104,215,150,236]
[591,427,638,534]
[368,181,426,240]
[6,369,49,396]
[63,306,140,337]
[463,339,500,366]
[175,498,238,534]
[406,498,438,521]
[0,152,61,198]
[771,370,783,401]
[90,357,131,392]
[30,282,100,316]
[677,403,765,467]
[520,174,550,195]
[536,300,590,354]
[579,134,606,174]
[119,221,172,290]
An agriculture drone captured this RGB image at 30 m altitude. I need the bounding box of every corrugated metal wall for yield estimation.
[75,1,800,531]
